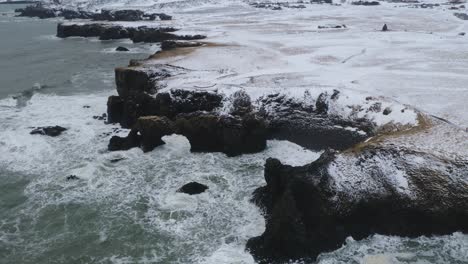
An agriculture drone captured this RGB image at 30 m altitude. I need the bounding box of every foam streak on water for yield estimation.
[0,92,322,263]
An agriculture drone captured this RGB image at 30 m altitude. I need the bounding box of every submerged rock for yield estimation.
[30,126,67,137]
[177,182,208,195]
[116,46,129,52]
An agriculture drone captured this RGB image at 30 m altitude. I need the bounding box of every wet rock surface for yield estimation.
[177,182,208,195]
[30,126,67,137]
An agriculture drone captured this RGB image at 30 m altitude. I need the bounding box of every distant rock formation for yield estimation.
[56,23,205,43]
[16,4,172,21]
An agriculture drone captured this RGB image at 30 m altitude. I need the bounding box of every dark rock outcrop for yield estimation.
[258,93,374,150]
[382,23,388,31]
[109,65,223,128]
[160,40,204,50]
[16,4,172,21]
[30,126,67,137]
[108,130,141,151]
[454,13,468,20]
[230,90,253,116]
[16,4,56,18]
[116,46,129,52]
[107,95,125,124]
[109,113,268,156]
[66,175,79,180]
[56,23,203,44]
[351,1,380,5]
[131,27,205,43]
[135,116,175,152]
[177,182,208,195]
[175,113,268,156]
[247,146,468,263]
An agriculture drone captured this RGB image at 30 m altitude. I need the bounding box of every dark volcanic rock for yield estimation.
[30,126,67,137]
[99,9,145,21]
[16,5,172,21]
[116,46,130,52]
[351,0,380,5]
[66,175,79,180]
[259,93,373,150]
[16,4,56,19]
[57,23,105,38]
[382,23,388,31]
[108,130,141,151]
[115,67,161,98]
[230,90,253,116]
[131,27,204,43]
[175,113,268,156]
[247,146,468,263]
[160,40,204,50]
[135,116,175,152]
[107,95,125,124]
[112,113,267,156]
[454,13,468,20]
[177,182,208,195]
[57,23,195,43]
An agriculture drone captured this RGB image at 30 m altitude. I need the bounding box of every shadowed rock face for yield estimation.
[258,93,374,151]
[108,113,268,156]
[175,113,268,156]
[247,146,468,263]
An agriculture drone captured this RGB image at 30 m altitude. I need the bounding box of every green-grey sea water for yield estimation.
[0,4,467,264]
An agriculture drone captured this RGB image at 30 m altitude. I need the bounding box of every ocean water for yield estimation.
[0,4,467,264]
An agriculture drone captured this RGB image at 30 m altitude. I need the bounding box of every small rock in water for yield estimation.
[30,126,67,137]
[177,182,208,195]
[382,24,388,31]
[110,158,125,163]
[66,175,79,181]
[383,107,392,115]
[116,46,130,52]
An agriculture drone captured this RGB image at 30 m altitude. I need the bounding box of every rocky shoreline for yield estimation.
[21,1,468,262]
[104,42,467,262]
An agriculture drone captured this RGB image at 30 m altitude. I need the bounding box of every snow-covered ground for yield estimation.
[62,0,467,127]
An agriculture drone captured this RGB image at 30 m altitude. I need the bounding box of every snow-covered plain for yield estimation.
[77,0,467,127]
